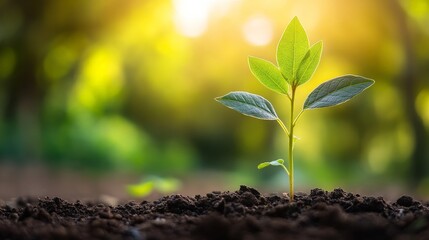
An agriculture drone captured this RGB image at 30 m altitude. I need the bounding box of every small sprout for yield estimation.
[258,159,290,176]
[127,176,181,197]
[258,159,284,169]
[216,16,374,200]
[127,181,154,197]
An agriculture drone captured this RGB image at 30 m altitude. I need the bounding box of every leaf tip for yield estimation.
[257,162,270,169]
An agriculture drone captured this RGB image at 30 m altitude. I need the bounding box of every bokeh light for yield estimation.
[242,15,273,46]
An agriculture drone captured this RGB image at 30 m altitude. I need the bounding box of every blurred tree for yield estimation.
[0,0,198,174]
[1,1,47,159]
[389,0,428,186]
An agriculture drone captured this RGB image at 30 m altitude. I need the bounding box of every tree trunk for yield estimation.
[389,0,428,186]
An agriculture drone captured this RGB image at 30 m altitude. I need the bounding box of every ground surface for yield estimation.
[1,186,429,240]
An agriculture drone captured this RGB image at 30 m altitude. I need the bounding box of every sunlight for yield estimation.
[242,15,273,46]
[72,45,123,112]
[173,0,210,37]
[173,0,238,37]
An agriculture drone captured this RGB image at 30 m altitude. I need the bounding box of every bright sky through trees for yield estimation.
[173,0,239,37]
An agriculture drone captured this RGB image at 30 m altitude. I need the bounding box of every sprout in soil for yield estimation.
[215,16,374,201]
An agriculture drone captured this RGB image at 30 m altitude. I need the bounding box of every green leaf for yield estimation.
[277,16,309,83]
[248,56,288,95]
[216,91,278,120]
[296,41,323,85]
[257,159,285,169]
[257,162,271,169]
[304,75,374,109]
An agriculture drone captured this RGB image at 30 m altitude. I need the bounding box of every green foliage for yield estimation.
[216,16,374,200]
[42,116,197,175]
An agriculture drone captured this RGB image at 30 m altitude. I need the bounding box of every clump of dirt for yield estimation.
[1,186,429,240]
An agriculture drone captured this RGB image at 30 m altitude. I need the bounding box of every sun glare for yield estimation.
[173,0,210,37]
[242,15,273,46]
[173,0,238,37]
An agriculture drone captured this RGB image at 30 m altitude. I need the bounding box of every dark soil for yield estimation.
[1,186,429,240]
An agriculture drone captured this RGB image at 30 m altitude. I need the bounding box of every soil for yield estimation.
[1,186,429,240]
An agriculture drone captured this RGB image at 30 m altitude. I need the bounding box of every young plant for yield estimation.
[215,17,374,200]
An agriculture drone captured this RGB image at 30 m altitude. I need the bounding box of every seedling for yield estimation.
[127,176,181,197]
[216,17,374,200]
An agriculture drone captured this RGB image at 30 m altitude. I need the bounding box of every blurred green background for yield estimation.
[1,0,429,199]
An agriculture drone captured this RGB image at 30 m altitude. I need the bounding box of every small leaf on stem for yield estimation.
[257,159,285,169]
[216,91,278,120]
[270,159,285,166]
[304,75,374,109]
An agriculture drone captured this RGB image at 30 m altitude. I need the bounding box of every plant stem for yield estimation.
[276,119,290,136]
[288,87,296,201]
[280,164,290,176]
[293,109,304,127]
